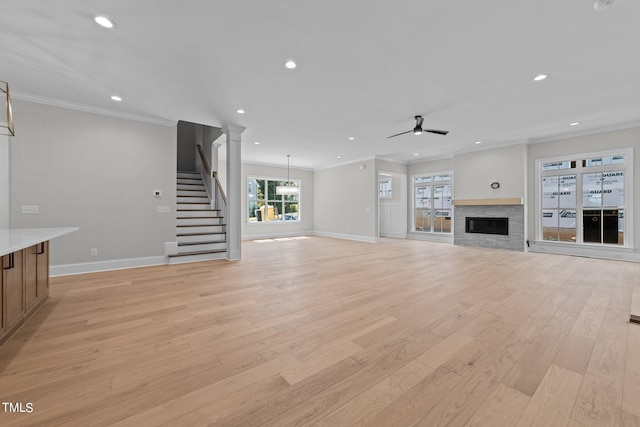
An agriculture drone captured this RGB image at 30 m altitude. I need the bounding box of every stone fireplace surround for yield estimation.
[453,199,525,252]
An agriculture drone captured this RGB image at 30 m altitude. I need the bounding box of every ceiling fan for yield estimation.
[387,115,449,139]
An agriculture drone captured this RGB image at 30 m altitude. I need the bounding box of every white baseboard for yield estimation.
[528,242,640,263]
[406,232,454,244]
[50,256,168,277]
[242,231,314,241]
[312,230,378,243]
[380,232,408,239]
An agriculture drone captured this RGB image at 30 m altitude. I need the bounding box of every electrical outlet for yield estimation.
[157,206,170,213]
[90,248,98,257]
[21,205,39,214]
[154,190,162,197]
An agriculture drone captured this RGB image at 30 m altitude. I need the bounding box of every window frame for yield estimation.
[535,148,633,248]
[411,171,453,234]
[379,177,393,200]
[247,175,302,224]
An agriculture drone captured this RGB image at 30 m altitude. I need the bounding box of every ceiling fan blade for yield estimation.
[424,129,449,135]
[386,130,412,139]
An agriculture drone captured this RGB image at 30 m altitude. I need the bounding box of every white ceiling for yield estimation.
[2,0,640,169]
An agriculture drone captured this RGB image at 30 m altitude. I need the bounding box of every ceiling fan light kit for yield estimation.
[593,0,615,11]
[387,115,449,139]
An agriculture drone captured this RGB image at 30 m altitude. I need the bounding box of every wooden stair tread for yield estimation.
[168,249,226,257]
[177,209,221,212]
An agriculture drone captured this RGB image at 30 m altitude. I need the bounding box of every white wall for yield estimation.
[241,162,314,239]
[313,159,377,242]
[0,135,9,228]
[10,100,177,266]
[454,144,526,200]
[527,126,640,257]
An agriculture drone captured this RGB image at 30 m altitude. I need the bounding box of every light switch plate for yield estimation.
[157,206,170,213]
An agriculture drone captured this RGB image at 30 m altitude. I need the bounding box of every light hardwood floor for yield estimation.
[1,236,639,426]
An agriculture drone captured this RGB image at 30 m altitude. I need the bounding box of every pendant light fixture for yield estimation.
[276,155,300,196]
[1,80,15,136]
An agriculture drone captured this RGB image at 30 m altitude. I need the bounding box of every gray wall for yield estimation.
[454,144,526,200]
[177,121,201,172]
[241,162,314,239]
[0,135,9,228]
[313,158,377,241]
[10,100,177,265]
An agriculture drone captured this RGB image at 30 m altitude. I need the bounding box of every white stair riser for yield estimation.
[177,234,226,244]
[177,203,211,210]
[177,210,221,218]
[177,184,206,191]
[177,225,225,234]
[178,196,210,204]
[177,217,223,226]
[168,252,227,265]
[177,190,208,197]
[177,172,200,179]
[177,178,204,185]
[177,242,227,253]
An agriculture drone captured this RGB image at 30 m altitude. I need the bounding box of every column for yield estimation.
[222,123,245,261]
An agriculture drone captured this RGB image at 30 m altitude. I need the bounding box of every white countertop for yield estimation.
[0,227,79,257]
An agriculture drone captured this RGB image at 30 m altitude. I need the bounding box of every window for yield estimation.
[247,177,300,222]
[379,177,393,199]
[538,150,631,246]
[413,172,453,233]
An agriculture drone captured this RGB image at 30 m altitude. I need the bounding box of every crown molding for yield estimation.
[11,91,177,127]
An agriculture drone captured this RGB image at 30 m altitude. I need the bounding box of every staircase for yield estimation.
[168,171,227,264]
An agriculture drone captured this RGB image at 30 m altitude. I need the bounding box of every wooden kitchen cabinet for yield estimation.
[1,243,50,347]
[3,249,25,332]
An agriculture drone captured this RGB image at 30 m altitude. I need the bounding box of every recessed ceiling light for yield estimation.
[308,163,312,166]
[475,141,482,144]
[236,109,245,114]
[285,60,297,69]
[413,153,419,156]
[110,95,122,102]
[94,16,115,29]
[570,122,580,126]
[336,156,342,159]
[254,141,260,145]
[534,74,548,81]
[348,137,355,141]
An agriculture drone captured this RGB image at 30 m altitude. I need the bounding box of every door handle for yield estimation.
[37,242,45,255]
[3,252,15,270]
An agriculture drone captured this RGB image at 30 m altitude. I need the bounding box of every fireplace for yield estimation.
[453,201,524,251]
[465,217,509,235]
